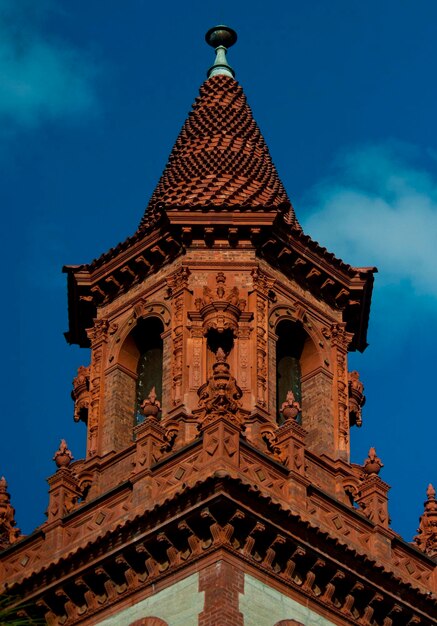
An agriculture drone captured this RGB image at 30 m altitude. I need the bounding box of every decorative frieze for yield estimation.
[5,486,432,626]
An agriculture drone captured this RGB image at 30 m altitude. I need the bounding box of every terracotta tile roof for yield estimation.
[140,74,297,226]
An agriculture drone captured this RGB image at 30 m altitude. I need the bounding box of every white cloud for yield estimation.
[0,1,97,127]
[301,143,437,297]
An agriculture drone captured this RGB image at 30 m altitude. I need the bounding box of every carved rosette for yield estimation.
[414,484,437,558]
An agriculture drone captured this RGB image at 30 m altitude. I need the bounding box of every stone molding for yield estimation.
[3,476,435,625]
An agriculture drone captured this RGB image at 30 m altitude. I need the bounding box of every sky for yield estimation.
[0,0,436,543]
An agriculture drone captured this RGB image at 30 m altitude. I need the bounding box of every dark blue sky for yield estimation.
[1,1,436,541]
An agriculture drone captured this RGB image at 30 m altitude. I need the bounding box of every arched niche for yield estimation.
[275,318,320,424]
[205,326,235,374]
[269,309,334,454]
[276,320,304,420]
[119,316,164,422]
[102,314,165,454]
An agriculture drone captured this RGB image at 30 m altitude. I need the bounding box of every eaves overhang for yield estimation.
[64,207,376,351]
[3,474,435,625]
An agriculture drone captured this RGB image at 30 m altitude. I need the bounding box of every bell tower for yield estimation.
[1,26,435,626]
[65,25,373,474]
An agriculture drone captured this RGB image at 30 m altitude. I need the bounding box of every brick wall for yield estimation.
[198,560,244,626]
[301,369,334,456]
[102,366,136,453]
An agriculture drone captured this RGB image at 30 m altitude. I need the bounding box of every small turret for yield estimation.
[0,476,21,549]
[414,483,437,558]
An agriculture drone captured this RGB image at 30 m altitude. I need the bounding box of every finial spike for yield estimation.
[205,25,237,78]
[53,439,74,468]
[414,483,437,557]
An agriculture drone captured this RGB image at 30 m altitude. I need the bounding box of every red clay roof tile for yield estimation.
[140,74,297,227]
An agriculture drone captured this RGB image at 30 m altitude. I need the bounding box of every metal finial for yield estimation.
[205,25,237,78]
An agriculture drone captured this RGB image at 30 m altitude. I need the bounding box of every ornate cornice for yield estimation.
[4,475,435,625]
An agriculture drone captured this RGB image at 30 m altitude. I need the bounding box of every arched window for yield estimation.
[133,317,164,422]
[276,320,306,423]
[102,313,167,454]
[129,618,168,626]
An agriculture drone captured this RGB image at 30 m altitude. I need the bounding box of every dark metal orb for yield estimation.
[205,25,237,49]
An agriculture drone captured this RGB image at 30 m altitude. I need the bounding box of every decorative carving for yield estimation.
[0,477,21,549]
[53,440,74,468]
[251,266,276,298]
[348,370,365,427]
[141,387,162,419]
[261,428,282,462]
[132,301,171,327]
[322,322,352,350]
[363,447,383,475]
[194,349,247,425]
[2,486,434,625]
[280,390,301,422]
[172,295,184,405]
[414,484,437,558]
[192,338,202,388]
[72,365,90,423]
[86,319,110,346]
[255,295,267,407]
[356,472,390,528]
[161,421,180,453]
[166,265,191,295]
[193,272,247,334]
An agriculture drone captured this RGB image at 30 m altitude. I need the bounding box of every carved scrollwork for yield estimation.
[86,319,110,346]
[193,272,247,334]
[193,349,248,426]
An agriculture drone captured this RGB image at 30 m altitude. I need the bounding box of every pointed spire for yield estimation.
[205,25,237,78]
[414,483,437,558]
[140,27,296,228]
[0,476,21,549]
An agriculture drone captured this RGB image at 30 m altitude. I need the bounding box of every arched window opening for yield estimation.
[132,317,164,423]
[206,327,234,356]
[206,327,235,378]
[129,618,169,626]
[276,320,306,423]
